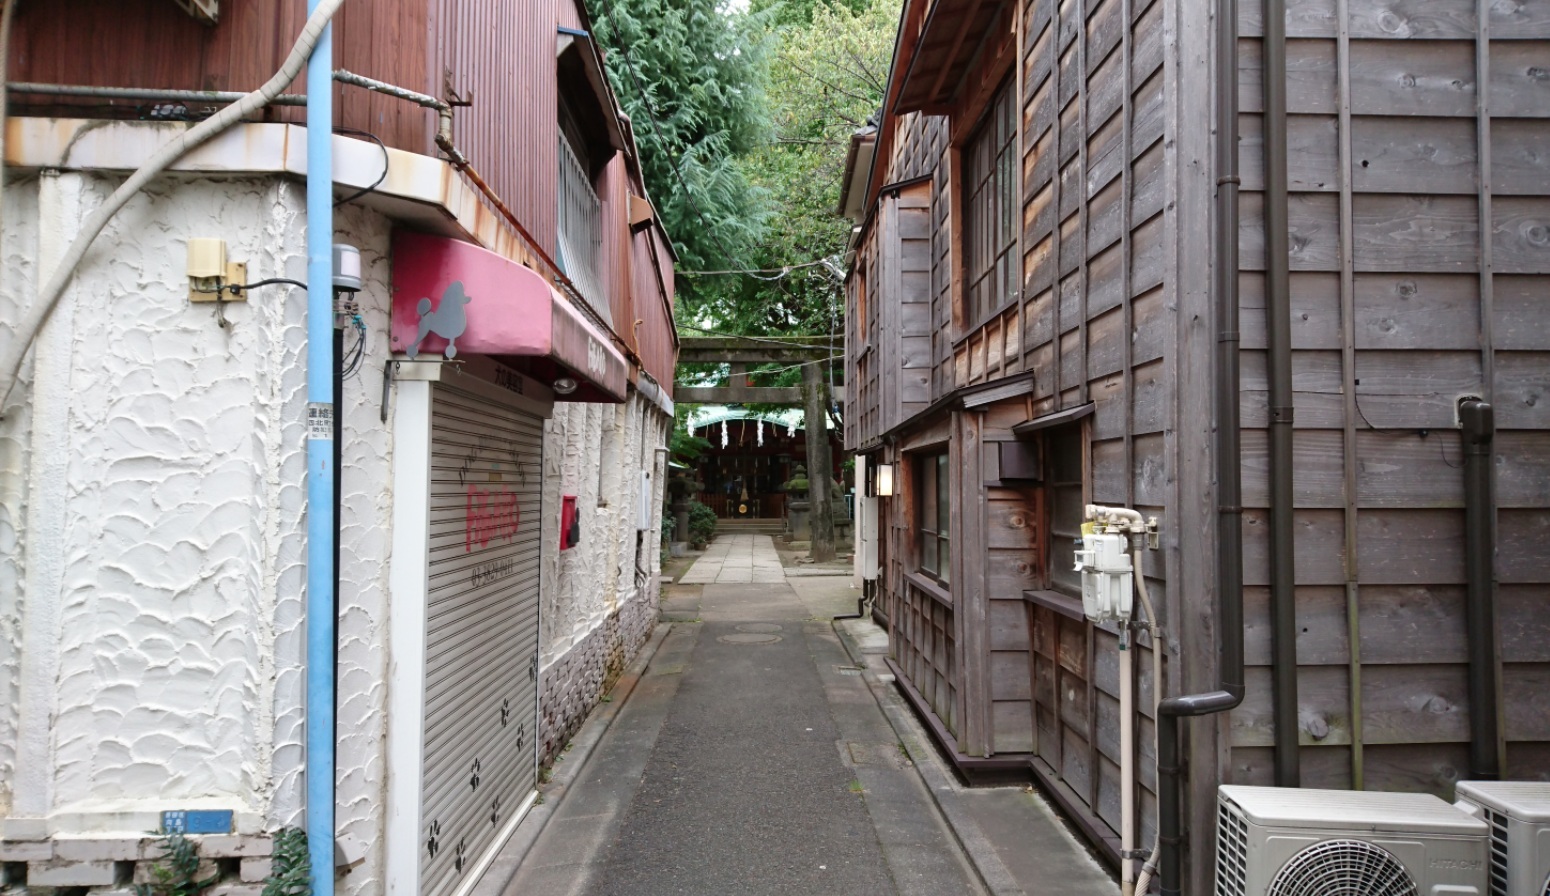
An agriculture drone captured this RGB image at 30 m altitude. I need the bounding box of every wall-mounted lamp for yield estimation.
[553,376,578,395]
[874,462,894,497]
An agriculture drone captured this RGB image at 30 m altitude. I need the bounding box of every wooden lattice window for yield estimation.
[1046,425,1085,595]
[917,450,951,584]
[963,78,1018,328]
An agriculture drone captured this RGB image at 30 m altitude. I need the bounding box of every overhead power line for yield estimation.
[677,258,835,278]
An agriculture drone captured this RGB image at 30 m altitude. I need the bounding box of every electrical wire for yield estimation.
[194,277,310,297]
[341,314,367,380]
[333,126,388,208]
[675,323,836,347]
[677,258,833,278]
[1352,388,1426,438]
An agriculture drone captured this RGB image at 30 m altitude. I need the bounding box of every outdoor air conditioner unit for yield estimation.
[1454,781,1550,896]
[1215,785,1490,896]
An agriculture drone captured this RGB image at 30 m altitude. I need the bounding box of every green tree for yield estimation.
[681,0,897,352]
[591,0,772,275]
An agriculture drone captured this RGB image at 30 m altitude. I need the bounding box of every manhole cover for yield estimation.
[735,623,784,633]
[718,633,782,644]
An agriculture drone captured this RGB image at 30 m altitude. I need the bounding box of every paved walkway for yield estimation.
[482,534,1116,896]
[677,533,786,584]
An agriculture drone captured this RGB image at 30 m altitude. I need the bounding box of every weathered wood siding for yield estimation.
[1011,0,1175,849]
[1229,0,1550,793]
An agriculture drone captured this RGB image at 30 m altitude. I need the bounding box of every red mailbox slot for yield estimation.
[560,494,581,551]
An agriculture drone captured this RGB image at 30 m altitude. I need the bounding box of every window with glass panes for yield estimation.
[917,451,950,583]
[963,79,1017,327]
[1046,426,1084,595]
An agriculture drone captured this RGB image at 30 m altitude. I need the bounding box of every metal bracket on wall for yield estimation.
[380,358,457,423]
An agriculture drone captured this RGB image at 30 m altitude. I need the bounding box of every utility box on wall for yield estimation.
[560,494,580,550]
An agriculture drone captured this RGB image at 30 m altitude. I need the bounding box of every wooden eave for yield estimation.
[893,0,1012,116]
[879,372,1036,442]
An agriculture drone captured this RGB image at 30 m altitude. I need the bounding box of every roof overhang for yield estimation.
[390,230,630,403]
[558,27,628,157]
[836,126,878,220]
[893,0,1013,115]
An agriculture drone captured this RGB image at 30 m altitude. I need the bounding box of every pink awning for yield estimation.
[390,230,628,402]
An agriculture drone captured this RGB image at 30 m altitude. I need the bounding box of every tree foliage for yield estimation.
[591,0,772,275]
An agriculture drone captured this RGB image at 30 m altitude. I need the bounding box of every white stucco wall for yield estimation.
[0,146,670,895]
[0,173,396,893]
[0,172,42,819]
[539,393,668,669]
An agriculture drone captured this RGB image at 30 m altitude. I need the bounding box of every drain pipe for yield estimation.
[1156,0,1245,885]
[1262,0,1299,789]
[304,0,338,893]
[1461,399,1500,780]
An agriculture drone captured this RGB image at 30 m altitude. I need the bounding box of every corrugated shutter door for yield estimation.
[421,384,543,896]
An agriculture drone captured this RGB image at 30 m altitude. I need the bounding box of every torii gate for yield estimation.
[677,335,843,562]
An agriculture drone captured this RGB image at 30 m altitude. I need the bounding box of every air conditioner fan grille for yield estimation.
[1541,868,1549,896]
[1266,838,1418,896]
[1484,805,1509,896]
[1214,801,1249,896]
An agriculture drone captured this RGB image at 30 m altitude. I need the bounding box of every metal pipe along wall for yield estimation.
[1156,0,1246,885]
[304,1,339,893]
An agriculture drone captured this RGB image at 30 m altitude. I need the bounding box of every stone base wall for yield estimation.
[0,832,277,893]
[538,585,659,765]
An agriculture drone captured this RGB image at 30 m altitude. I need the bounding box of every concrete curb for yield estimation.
[833,621,1025,896]
[473,622,673,896]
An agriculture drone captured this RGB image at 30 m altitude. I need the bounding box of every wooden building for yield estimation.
[687,411,843,520]
[842,0,1550,888]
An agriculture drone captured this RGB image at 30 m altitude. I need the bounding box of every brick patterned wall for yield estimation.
[537,585,659,765]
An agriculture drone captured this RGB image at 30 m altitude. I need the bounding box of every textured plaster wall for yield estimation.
[0,159,666,894]
[538,393,668,760]
[0,174,42,816]
[0,173,394,894]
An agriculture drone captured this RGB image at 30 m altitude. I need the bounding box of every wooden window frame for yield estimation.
[1044,422,1087,597]
[961,77,1019,332]
[915,449,951,585]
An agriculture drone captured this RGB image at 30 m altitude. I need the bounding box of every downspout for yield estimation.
[1263,0,1300,788]
[1461,399,1500,780]
[1156,0,1244,886]
[304,2,337,894]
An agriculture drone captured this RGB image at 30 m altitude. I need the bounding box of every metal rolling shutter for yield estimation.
[421,383,543,896]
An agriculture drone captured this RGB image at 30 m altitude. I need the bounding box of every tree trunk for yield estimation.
[803,362,836,562]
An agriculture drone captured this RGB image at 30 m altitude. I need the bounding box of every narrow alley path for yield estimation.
[487,535,1114,896]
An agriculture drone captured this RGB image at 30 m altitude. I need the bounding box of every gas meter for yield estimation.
[1074,527,1134,623]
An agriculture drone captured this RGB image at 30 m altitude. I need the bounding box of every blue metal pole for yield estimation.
[304,1,336,893]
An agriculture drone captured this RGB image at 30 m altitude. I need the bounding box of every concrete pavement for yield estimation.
[677,533,786,584]
[482,534,1116,896]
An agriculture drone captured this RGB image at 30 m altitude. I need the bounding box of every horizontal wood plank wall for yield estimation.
[1231,0,1550,793]
[8,0,432,154]
[1017,0,1169,845]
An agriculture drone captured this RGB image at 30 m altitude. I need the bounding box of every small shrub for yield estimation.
[687,500,717,549]
[137,830,218,896]
[262,828,310,896]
